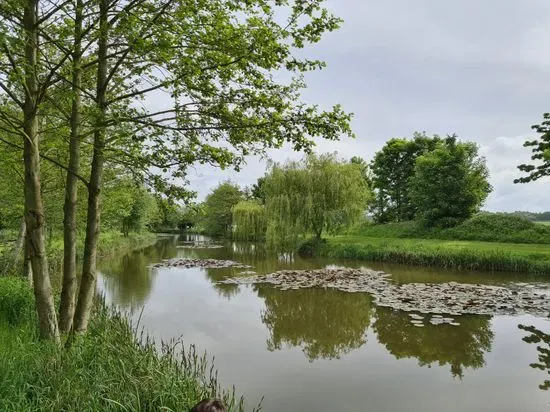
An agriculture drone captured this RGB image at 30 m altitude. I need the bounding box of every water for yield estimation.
[98,235,550,411]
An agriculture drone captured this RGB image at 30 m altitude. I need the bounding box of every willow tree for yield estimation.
[232,200,266,241]
[264,153,371,250]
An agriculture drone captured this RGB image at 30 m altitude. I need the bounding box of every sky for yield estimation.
[185,0,550,212]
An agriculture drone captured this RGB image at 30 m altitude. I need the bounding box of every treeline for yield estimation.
[195,133,494,245]
[0,0,351,342]
[190,153,370,249]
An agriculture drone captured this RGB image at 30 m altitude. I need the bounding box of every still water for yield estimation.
[98,235,550,412]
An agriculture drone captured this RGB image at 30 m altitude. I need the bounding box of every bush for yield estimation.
[0,277,34,326]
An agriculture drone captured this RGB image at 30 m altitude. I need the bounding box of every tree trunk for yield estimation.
[23,0,60,342]
[73,0,108,333]
[59,0,84,334]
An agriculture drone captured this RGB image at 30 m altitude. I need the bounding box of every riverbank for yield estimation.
[0,230,158,277]
[0,276,246,411]
[317,236,550,274]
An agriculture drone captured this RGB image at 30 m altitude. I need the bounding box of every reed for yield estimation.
[0,278,257,412]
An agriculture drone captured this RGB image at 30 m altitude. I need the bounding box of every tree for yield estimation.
[264,153,371,250]
[1,0,354,338]
[232,200,267,241]
[516,113,550,184]
[250,176,267,204]
[370,133,441,223]
[409,136,492,227]
[202,182,243,237]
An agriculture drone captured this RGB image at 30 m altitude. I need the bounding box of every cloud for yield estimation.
[183,0,550,211]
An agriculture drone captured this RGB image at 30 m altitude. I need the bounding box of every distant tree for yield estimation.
[232,200,267,241]
[350,156,372,188]
[516,113,550,184]
[409,137,492,227]
[264,153,371,250]
[370,132,441,223]
[203,182,243,237]
[251,176,267,204]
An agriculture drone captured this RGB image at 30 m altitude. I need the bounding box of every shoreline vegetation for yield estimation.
[0,234,252,412]
[300,215,550,274]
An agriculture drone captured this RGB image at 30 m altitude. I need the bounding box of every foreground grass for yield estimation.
[0,278,249,412]
[319,235,550,274]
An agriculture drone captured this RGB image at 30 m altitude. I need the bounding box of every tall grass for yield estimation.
[0,278,256,412]
[318,236,550,274]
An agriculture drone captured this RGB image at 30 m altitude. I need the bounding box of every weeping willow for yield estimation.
[265,153,372,251]
[232,200,267,241]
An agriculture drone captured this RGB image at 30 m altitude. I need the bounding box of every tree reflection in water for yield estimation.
[100,238,177,307]
[519,324,550,391]
[255,286,374,361]
[374,307,494,378]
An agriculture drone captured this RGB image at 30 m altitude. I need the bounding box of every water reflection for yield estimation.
[519,324,550,391]
[255,286,373,361]
[100,237,177,307]
[374,307,493,378]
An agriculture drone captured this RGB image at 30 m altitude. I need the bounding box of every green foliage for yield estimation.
[102,177,160,235]
[232,200,267,241]
[410,137,492,227]
[319,235,550,274]
[0,305,250,412]
[203,182,243,238]
[370,132,442,223]
[250,176,267,204]
[264,153,372,250]
[516,113,550,183]
[0,277,34,327]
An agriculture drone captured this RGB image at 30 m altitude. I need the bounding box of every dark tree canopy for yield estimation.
[409,136,492,227]
[203,182,243,237]
[516,113,550,184]
[369,132,441,223]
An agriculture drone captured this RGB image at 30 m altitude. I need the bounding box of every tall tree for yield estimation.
[232,200,266,241]
[370,133,441,223]
[515,113,550,184]
[409,136,492,227]
[264,153,371,250]
[203,182,243,237]
[70,0,354,333]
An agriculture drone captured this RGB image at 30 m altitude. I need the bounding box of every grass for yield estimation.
[348,213,550,245]
[318,235,550,274]
[0,277,252,412]
[0,230,158,276]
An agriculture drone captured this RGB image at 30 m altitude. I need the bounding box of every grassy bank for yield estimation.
[0,230,158,276]
[0,277,248,412]
[349,214,550,245]
[318,235,550,274]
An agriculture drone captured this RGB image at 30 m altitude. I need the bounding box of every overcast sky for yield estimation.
[185,0,550,212]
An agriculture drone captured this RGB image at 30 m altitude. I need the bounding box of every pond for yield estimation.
[98,235,550,412]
